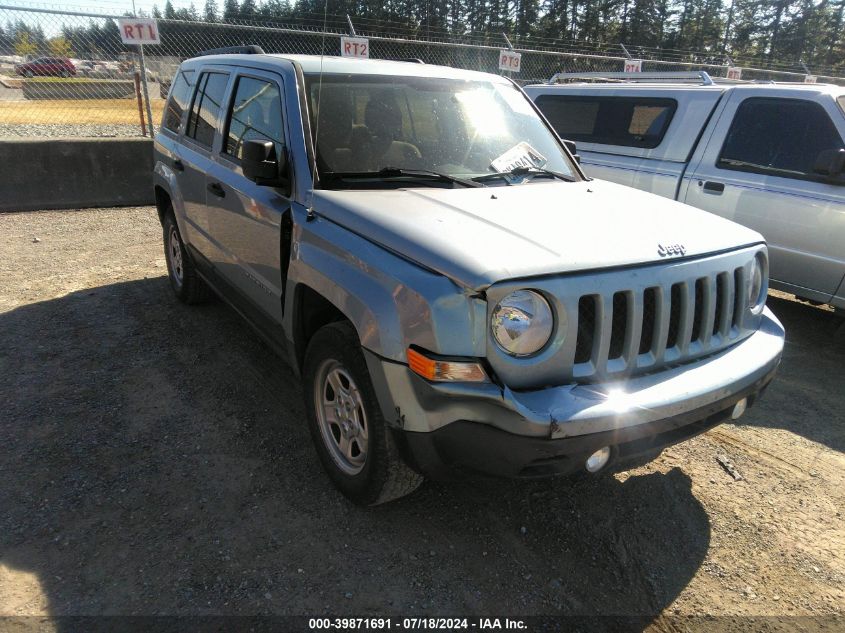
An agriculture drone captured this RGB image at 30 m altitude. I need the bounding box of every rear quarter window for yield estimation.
[534,95,676,149]
[186,71,229,148]
[163,70,195,133]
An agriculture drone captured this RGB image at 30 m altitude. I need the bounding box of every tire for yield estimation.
[59,70,70,78]
[162,209,212,304]
[23,70,33,78]
[304,322,424,505]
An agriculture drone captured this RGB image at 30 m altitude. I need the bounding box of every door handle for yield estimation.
[702,181,725,194]
[207,182,226,198]
[172,159,184,172]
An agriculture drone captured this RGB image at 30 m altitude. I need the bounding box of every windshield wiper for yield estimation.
[323,167,482,188]
[472,166,574,184]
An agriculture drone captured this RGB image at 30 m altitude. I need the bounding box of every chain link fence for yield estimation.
[2,3,844,138]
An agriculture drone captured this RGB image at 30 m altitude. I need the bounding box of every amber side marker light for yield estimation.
[407,348,488,383]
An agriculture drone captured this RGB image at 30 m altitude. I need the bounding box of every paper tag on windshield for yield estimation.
[490,142,547,173]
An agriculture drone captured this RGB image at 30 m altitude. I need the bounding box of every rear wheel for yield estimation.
[162,209,211,304]
[304,322,423,505]
[59,69,70,78]
[23,70,33,78]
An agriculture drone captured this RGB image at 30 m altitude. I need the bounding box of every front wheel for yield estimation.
[162,210,211,304]
[304,322,423,505]
[23,70,33,78]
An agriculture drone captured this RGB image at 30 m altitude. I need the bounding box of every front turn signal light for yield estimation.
[407,348,488,383]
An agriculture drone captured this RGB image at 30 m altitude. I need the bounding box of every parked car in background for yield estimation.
[76,60,110,78]
[525,73,845,312]
[153,50,784,505]
[15,56,76,78]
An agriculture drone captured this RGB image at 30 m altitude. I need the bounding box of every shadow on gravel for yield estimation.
[747,296,845,453]
[0,278,710,626]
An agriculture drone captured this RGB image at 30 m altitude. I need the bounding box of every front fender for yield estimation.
[285,209,488,362]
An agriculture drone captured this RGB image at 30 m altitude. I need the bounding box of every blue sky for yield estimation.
[4,0,210,19]
[2,0,216,38]
[0,0,223,37]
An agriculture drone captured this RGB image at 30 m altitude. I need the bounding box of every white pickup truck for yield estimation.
[525,73,845,311]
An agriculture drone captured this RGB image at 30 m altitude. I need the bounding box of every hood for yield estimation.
[313,179,764,291]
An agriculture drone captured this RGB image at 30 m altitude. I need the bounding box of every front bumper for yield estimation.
[364,307,784,478]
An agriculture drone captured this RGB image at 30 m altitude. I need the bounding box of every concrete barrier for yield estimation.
[0,138,154,212]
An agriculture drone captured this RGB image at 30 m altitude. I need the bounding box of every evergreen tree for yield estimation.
[223,0,240,22]
[239,0,258,20]
[204,0,220,21]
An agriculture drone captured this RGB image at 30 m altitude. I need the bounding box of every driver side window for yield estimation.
[224,76,285,162]
[717,97,844,181]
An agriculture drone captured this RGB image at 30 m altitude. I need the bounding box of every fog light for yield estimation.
[731,398,748,420]
[585,446,611,473]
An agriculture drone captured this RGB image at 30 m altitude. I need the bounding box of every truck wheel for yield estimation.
[162,210,212,304]
[304,322,424,505]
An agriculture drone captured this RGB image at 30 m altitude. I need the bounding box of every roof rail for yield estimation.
[196,45,265,57]
[548,71,716,86]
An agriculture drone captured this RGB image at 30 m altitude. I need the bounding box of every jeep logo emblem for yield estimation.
[658,243,686,257]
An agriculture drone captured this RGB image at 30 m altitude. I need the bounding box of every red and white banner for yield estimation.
[341,36,369,58]
[624,59,642,73]
[116,18,160,45]
[499,50,522,73]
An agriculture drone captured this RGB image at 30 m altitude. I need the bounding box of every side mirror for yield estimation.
[813,148,845,182]
[242,139,288,187]
[562,138,581,164]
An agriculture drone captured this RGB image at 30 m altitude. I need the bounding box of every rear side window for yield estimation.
[535,95,676,148]
[718,97,844,180]
[224,76,285,160]
[186,71,229,148]
[163,70,195,133]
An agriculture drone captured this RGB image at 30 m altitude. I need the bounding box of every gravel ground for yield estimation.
[0,207,843,631]
[0,124,151,138]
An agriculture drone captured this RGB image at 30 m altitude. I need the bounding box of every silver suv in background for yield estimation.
[525,73,845,312]
[153,50,784,505]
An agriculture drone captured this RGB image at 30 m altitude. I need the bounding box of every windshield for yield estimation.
[304,73,578,187]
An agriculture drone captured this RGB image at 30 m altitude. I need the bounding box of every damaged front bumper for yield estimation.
[363,307,785,478]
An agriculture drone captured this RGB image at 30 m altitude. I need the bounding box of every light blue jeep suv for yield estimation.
[153,46,784,504]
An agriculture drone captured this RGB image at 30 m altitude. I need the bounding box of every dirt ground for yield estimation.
[0,207,843,631]
[0,99,165,125]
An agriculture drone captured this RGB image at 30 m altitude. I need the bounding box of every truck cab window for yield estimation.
[718,97,844,180]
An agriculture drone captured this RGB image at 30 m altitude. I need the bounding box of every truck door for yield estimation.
[682,91,845,302]
[203,68,292,325]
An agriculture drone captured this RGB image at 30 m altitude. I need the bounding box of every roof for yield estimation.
[185,52,510,83]
[526,79,845,97]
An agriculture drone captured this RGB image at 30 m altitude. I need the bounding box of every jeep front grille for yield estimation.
[571,266,747,381]
[484,246,765,390]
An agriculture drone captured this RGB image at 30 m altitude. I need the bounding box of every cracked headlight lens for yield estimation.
[491,290,554,356]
